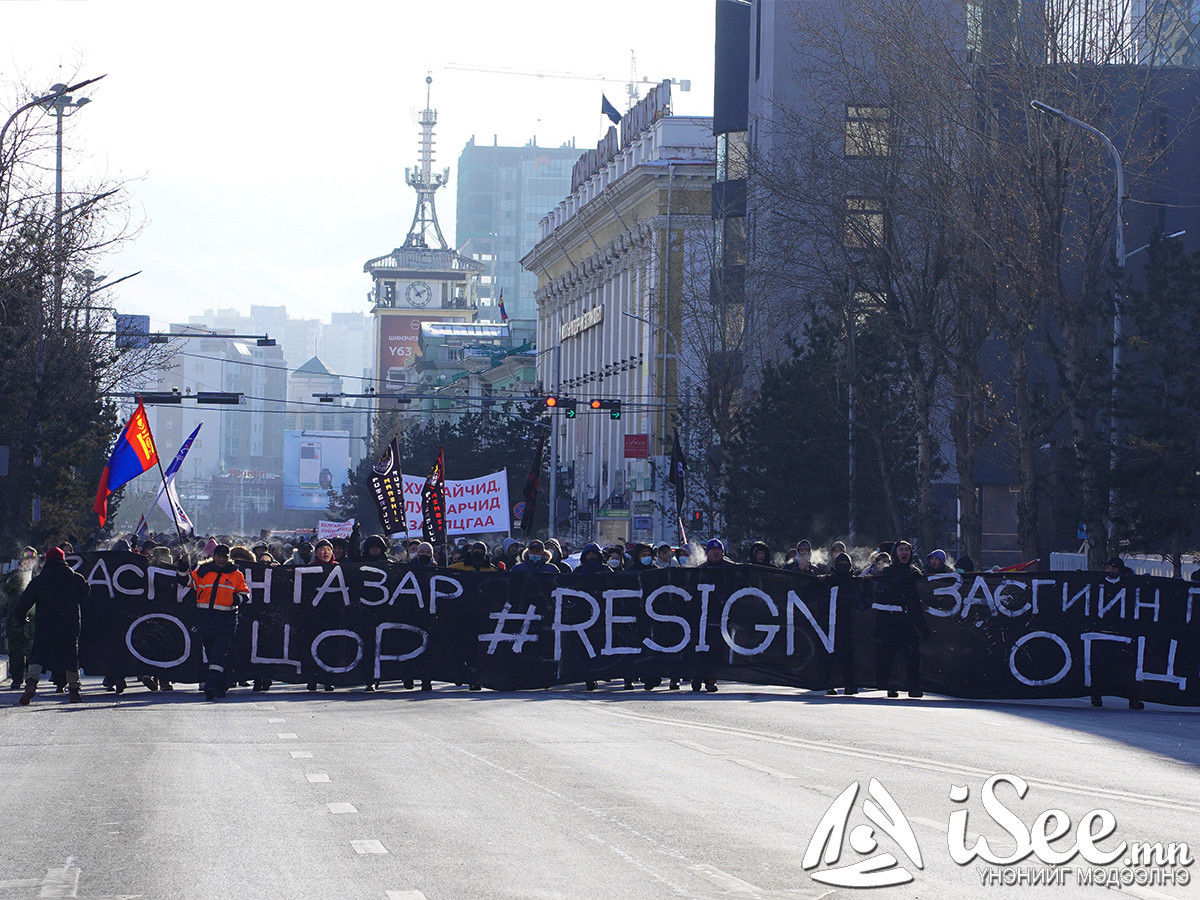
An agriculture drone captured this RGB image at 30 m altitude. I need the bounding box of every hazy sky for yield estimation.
[3,1,715,329]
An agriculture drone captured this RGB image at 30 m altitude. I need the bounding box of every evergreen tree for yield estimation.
[1112,234,1200,567]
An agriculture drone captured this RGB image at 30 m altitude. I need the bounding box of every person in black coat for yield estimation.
[870,540,930,698]
[17,548,90,704]
[820,552,864,696]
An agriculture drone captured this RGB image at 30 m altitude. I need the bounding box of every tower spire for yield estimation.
[403,75,450,250]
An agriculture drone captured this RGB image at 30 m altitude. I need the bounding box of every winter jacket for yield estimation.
[16,560,89,670]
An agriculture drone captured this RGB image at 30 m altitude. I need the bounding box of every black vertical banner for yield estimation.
[421,445,446,545]
[368,435,405,535]
[520,429,546,535]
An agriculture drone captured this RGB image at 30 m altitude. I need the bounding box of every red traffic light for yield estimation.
[545,396,559,408]
[590,399,602,410]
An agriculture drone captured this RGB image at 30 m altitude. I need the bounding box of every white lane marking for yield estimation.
[386,891,427,899]
[306,773,331,783]
[36,862,80,898]
[327,802,358,814]
[729,758,797,780]
[290,751,314,759]
[689,863,765,895]
[277,733,298,739]
[675,738,800,779]
[351,840,388,854]
[268,717,286,723]
[596,707,1200,813]
[673,738,726,756]
[256,704,276,710]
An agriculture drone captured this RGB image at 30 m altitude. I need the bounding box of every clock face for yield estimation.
[406,281,432,307]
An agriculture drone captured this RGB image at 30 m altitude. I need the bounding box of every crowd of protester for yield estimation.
[0,527,1151,709]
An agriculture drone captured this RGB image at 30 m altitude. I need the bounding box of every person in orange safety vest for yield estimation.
[182,543,249,700]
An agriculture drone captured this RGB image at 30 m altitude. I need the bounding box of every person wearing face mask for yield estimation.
[603,546,627,571]
[411,541,437,567]
[870,539,930,699]
[510,540,559,574]
[819,552,863,696]
[574,543,606,575]
[622,544,663,689]
[450,541,499,572]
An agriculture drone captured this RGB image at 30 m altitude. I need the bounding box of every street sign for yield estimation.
[633,516,653,530]
[596,509,631,519]
[513,501,526,521]
[624,434,650,458]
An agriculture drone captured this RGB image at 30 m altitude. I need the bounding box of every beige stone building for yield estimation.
[523,82,714,546]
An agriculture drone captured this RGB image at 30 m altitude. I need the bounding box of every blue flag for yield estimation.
[601,94,622,125]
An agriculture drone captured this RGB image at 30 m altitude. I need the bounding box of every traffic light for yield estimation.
[692,510,704,528]
[545,396,578,417]
[589,399,621,419]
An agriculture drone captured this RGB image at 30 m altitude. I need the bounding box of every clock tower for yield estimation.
[365,77,484,394]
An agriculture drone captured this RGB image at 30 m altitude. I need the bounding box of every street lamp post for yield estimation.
[623,310,679,544]
[1031,99,1127,549]
[36,84,94,325]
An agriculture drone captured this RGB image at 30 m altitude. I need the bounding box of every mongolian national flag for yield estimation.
[94,399,159,527]
[668,430,687,510]
[498,291,508,324]
[995,558,1040,572]
[519,429,546,535]
[420,445,446,545]
[368,435,406,536]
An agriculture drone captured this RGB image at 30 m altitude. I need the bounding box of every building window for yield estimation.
[844,106,891,157]
[845,196,886,249]
[716,131,749,182]
[383,281,396,304]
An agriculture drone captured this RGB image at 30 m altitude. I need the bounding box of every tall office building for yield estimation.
[455,138,579,344]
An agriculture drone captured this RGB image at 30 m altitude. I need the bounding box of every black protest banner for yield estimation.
[368,435,405,535]
[69,555,1200,705]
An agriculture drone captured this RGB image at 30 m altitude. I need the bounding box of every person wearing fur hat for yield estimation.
[17,548,90,705]
[510,540,559,574]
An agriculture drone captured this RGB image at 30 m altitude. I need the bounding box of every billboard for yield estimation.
[377,313,422,392]
[283,430,352,510]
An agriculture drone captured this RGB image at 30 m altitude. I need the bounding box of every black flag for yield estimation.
[669,430,687,511]
[519,430,546,536]
[421,446,446,546]
[368,435,405,535]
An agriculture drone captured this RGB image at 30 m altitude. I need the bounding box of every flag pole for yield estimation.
[139,394,186,548]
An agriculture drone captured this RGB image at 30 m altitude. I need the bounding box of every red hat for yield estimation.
[45,547,66,562]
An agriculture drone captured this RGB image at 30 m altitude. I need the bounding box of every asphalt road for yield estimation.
[2,679,1198,899]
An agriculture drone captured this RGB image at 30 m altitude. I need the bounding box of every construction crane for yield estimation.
[445,53,690,105]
